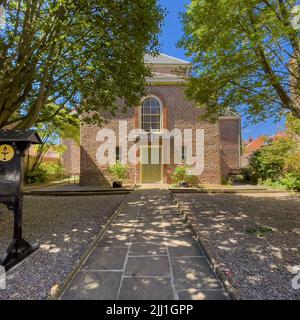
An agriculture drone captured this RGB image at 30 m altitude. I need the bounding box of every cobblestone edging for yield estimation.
[48,193,131,300]
[170,192,239,301]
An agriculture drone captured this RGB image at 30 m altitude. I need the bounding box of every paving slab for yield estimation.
[60,189,228,300]
[135,221,165,229]
[131,234,166,244]
[167,240,205,258]
[165,235,200,247]
[82,247,127,271]
[138,215,164,222]
[118,277,174,300]
[134,228,166,237]
[99,234,132,247]
[129,243,168,257]
[62,271,122,300]
[125,256,170,277]
[171,257,222,291]
[177,289,229,300]
[105,226,135,236]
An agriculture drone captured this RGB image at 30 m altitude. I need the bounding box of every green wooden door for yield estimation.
[141,146,162,183]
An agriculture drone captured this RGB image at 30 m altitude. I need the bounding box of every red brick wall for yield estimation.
[62,139,80,175]
[80,85,223,186]
[147,86,222,184]
[80,109,136,186]
[219,117,241,177]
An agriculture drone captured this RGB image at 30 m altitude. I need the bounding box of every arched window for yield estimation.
[141,97,162,132]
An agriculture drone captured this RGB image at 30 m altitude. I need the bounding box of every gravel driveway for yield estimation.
[0,195,126,300]
[174,192,300,300]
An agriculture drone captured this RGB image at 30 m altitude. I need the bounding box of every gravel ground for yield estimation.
[174,192,300,300]
[0,195,126,300]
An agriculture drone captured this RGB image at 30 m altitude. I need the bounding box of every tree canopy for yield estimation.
[179,0,300,122]
[0,0,164,129]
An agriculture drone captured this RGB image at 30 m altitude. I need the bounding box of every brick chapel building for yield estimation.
[63,53,241,186]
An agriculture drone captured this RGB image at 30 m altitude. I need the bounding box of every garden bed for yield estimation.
[174,192,300,300]
[0,194,126,300]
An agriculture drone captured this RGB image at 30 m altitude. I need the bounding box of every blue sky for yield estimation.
[158,0,286,140]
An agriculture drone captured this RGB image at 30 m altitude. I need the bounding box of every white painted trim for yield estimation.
[144,53,191,65]
[160,53,191,64]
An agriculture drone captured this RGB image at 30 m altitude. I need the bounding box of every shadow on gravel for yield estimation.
[174,192,300,300]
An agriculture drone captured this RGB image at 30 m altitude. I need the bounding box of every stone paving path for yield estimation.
[61,189,229,300]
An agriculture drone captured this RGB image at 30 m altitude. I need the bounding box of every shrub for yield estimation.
[280,173,300,191]
[284,150,300,178]
[107,162,129,182]
[25,164,65,184]
[169,164,198,186]
[41,163,65,179]
[25,167,48,184]
[244,129,300,191]
[258,178,287,191]
[222,176,234,186]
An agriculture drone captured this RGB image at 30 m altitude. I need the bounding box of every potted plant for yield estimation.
[107,162,129,188]
[170,164,192,188]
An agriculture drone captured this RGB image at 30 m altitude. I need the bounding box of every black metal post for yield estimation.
[1,144,39,271]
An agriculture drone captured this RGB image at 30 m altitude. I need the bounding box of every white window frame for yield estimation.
[139,95,163,134]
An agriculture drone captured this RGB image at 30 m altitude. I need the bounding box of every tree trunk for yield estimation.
[290,58,300,119]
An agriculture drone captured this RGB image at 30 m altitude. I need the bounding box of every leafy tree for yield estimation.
[286,112,300,135]
[246,114,300,190]
[179,0,300,122]
[0,0,164,129]
[248,136,296,181]
[29,104,79,173]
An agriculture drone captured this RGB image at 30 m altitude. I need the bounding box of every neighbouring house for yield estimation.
[241,136,268,168]
[25,146,60,171]
[241,132,287,167]
[28,147,60,164]
[65,53,242,186]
